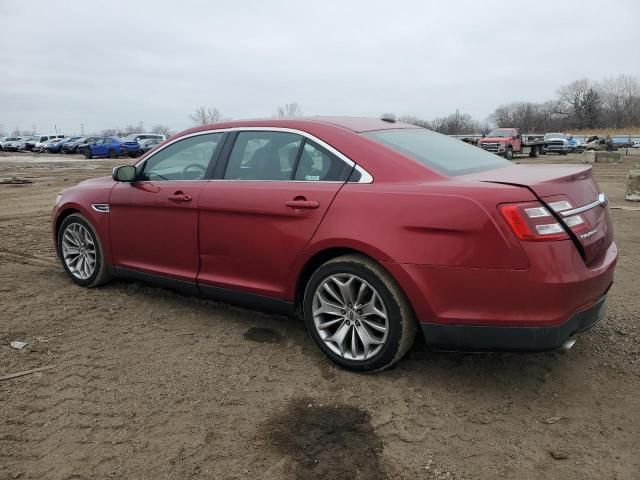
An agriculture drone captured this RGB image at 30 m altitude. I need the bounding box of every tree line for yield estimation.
[401,74,640,135]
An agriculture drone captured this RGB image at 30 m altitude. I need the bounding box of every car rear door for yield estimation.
[197,130,354,298]
[109,132,226,283]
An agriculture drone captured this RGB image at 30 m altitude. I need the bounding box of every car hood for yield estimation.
[75,175,115,188]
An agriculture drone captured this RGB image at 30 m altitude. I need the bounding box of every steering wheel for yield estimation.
[182,163,206,180]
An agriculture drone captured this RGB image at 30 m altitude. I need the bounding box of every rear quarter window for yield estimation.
[364,128,510,176]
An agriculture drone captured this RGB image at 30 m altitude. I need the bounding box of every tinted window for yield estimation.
[225,131,302,180]
[140,133,223,181]
[364,128,510,176]
[294,140,352,181]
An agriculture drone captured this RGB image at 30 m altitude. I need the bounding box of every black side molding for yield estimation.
[112,267,295,316]
[114,267,199,296]
[198,283,295,317]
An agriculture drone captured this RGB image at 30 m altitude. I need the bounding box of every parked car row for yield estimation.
[0,133,166,158]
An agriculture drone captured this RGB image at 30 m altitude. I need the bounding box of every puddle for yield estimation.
[262,398,387,479]
[243,327,284,344]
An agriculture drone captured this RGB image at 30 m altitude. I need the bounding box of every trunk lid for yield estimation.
[462,164,613,265]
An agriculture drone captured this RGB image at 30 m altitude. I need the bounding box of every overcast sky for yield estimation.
[1,0,639,135]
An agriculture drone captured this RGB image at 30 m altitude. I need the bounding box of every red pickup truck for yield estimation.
[478,128,547,160]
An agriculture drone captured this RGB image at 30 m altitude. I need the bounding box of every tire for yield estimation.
[108,148,117,159]
[57,213,112,288]
[302,254,417,372]
[84,148,92,159]
[529,146,540,158]
[505,147,513,160]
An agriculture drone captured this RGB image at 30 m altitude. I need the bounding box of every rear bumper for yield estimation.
[420,290,609,352]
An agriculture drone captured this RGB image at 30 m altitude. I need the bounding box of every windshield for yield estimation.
[544,133,566,140]
[486,129,513,138]
[364,128,510,176]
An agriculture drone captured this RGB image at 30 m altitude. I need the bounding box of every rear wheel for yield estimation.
[529,146,540,158]
[57,214,112,287]
[303,254,416,372]
[108,148,117,159]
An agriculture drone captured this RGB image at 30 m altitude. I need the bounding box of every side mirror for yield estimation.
[112,165,136,182]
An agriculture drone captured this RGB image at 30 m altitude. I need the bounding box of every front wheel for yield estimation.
[84,148,92,159]
[57,214,112,287]
[505,147,514,160]
[303,254,416,372]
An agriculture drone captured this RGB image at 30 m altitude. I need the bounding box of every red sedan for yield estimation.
[52,117,617,371]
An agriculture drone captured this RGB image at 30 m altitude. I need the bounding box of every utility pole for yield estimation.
[80,123,84,136]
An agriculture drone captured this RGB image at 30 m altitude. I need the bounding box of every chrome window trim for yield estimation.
[560,193,608,217]
[91,203,110,213]
[137,126,373,184]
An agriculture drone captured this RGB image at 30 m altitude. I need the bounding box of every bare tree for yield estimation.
[190,106,221,125]
[430,110,482,135]
[397,115,431,128]
[100,128,118,136]
[121,123,145,135]
[276,102,303,118]
[599,74,640,127]
[151,124,173,138]
[557,78,595,129]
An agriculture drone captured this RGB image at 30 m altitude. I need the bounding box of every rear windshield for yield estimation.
[364,128,510,176]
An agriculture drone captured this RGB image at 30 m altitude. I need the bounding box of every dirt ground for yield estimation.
[1,151,638,480]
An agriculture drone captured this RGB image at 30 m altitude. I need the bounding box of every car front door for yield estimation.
[92,138,106,156]
[197,130,354,299]
[512,130,522,151]
[109,132,225,283]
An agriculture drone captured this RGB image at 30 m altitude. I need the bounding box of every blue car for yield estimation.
[84,137,125,159]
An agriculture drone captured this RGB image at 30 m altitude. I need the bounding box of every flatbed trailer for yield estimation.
[477,128,550,160]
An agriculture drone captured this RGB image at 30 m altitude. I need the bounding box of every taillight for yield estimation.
[499,200,587,241]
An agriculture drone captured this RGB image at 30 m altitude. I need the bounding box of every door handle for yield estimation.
[285,199,320,209]
[168,193,193,202]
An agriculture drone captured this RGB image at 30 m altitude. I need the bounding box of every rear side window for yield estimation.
[225,131,302,180]
[364,128,510,176]
[293,139,352,182]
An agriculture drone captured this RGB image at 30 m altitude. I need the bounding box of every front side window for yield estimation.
[293,140,352,181]
[140,133,223,181]
[364,128,510,176]
[224,131,302,180]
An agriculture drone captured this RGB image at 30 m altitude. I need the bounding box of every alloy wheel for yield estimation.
[312,274,389,361]
[61,223,97,280]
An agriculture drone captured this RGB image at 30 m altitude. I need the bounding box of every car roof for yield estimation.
[177,116,420,137]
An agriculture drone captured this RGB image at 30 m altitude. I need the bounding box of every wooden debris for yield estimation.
[609,205,640,211]
[0,365,55,382]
